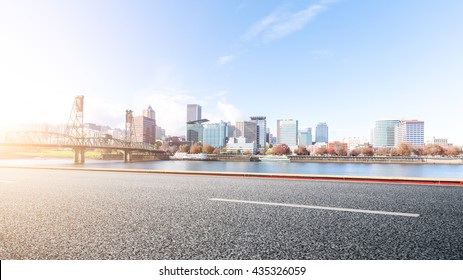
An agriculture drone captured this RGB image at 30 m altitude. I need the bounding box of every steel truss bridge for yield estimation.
[0,96,168,163]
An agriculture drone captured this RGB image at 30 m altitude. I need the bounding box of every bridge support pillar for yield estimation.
[124,150,132,163]
[74,148,86,164]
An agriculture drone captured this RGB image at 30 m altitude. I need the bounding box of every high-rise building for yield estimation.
[235,121,257,144]
[266,128,273,145]
[227,124,235,138]
[299,128,312,146]
[250,116,267,151]
[202,121,228,148]
[143,106,155,119]
[186,122,204,144]
[315,122,329,143]
[155,125,166,140]
[133,106,156,144]
[186,104,207,144]
[187,104,202,122]
[395,120,424,147]
[277,119,298,147]
[373,119,400,148]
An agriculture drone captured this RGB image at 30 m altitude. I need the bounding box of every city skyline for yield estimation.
[1,1,462,145]
[1,97,455,148]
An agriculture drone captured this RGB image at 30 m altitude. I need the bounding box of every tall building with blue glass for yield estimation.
[299,128,312,146]
[373,119,400,148]
[315,122,328,143]
[202,121,228,148]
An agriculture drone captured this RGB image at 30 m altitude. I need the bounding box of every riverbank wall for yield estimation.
[288,156,463,165]
[101,153,169,161]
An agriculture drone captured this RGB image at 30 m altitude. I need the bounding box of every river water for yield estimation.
[1,158,462,179]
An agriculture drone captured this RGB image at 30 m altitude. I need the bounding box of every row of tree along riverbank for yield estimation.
[166,154,463,164]
[2,147,460,164]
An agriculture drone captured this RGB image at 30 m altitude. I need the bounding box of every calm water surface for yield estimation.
[1,158,462,179]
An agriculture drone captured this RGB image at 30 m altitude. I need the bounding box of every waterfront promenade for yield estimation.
[1,167,462,259]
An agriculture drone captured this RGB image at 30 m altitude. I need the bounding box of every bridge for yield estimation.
[0,96,168,163]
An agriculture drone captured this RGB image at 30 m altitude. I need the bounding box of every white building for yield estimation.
[428,137,450,147]
[342,137,369,150]
[226,137,256,154]
[277,119,298,147]
[395,120,424,147]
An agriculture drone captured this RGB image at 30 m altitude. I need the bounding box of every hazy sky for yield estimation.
[1,0,462,144]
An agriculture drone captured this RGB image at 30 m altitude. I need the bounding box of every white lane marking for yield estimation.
[210,198,420,218]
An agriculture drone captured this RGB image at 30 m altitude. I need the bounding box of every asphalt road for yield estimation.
[0,167,462,259]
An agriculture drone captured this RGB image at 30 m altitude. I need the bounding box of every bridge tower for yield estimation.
[125,110,134,144]
[124,110,135,162]
[66,95,86,163]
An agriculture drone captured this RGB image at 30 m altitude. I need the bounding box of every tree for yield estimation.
[160,141,170,152]
[332,142,347,156]
[395,142,412,156]
[271,144,291,155]
[212,148,220,155]
[445,146,462,156]
[362,146,374,156]
[243,150,252,155]
[189,143,202,154]
[294,146,309,155]
[375,148,389,156]
[178,144,190,153]
[424,144,445,156]
[202,144,215,154]
[315,146,327,155]
[327,147,336,155]
[170,137,181,144]
[412,147,424,156]
[350,148,361,157]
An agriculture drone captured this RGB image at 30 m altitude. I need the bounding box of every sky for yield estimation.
[0,0,462,145]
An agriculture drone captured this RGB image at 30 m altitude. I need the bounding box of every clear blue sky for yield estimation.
[1,0,462,144]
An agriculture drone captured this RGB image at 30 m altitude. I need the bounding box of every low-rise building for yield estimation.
[226,137,256,154]
[428,137,450,147]
[342,136,369,150]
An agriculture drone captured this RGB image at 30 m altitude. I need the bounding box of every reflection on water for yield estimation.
[1,158,462,179]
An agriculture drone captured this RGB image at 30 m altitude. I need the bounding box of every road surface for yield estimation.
[0,167,462,259]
